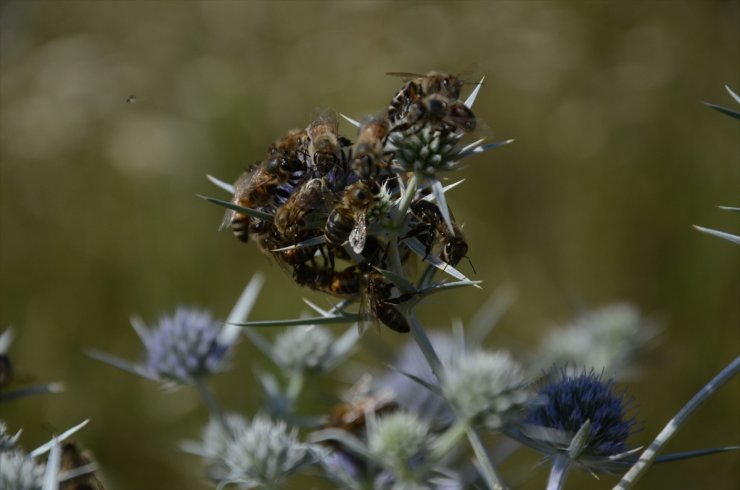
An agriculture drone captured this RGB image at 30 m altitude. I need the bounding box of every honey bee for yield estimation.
[325,386,397,434]
[365,273,411,333]
[408,200,469,267]
[321,378,398,474]
[307,108,342,176]
[221,130,309,242]
[399,93,477,134]
[273,178,330,241]
[325,179,382,254]
[293,263,363,298]
[293,265,410,333]
[351,114,390,180]
[59,441,106,490]
[387,71,466,125]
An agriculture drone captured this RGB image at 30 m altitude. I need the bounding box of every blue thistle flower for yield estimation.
[140,307,230,384]
[515,369,638,474]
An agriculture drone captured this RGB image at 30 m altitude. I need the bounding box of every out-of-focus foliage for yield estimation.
[0,1,737,489]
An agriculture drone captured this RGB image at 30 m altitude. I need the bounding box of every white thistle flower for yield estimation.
[442,350,530,429]
[368,412,431,474]
[272,326,334,373]
[536,303,655,377]
[189,415,319,488]
[0,450,45,490]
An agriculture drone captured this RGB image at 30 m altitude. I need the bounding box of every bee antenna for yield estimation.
[465,256,477,275]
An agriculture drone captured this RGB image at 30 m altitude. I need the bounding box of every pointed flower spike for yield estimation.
[30,419,90,458]
[206,174,235,194]
[86,350,154,380]
[197,195,274,222]
[464,76,485,109]
[431,178,454,234]
[421,179,466,201]
[725,85,740,104]
[219,273,266,347]
[404,236,480,286]
[340,113,361,128]
[234,315,360,328]
[271,235,327,252]
[693,225,740,245]
[42,437,61,490]
[0,327,14,353]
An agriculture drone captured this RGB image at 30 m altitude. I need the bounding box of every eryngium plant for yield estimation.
[91,74,739,490]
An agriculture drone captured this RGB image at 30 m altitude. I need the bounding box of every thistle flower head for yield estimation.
[375,333,459,428]
[366,181,393,224]
[140,307,230,384]
[519,369,637,473]
[192,415,319,488]
[368,412,431,474]
[442,350,530,429]
[0,450,45,490]
[537,303,654,377]
[387,128,465,176]
[272,326,334,373]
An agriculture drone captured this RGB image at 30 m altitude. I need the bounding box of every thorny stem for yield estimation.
[407,310,443,381]
[193,377,229,434]
[467,426,507,490]
[614,356,740,490]
[431,418,470,461]
[546,454,571,490]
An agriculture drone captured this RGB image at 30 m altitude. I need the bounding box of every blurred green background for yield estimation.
[1,1,738,488]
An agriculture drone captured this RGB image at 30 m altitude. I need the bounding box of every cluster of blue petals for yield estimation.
[526,370,635,456]
[145,307,229,381]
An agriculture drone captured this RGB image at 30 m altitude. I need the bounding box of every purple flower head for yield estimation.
[143,307,230,383]
[527,369,635,457]
[515,369,638,474]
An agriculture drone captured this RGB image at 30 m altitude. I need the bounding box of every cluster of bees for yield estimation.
[220,72,479,333]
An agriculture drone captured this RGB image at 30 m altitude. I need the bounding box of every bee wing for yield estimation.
[219,208,235,231]
[308,108,339,132]
[349,212,367,254]
[386,72,425,80]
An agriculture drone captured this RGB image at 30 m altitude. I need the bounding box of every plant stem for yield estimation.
[467,427,507,490]
[614,356,740,490]
[192,377,229,434]
[407,310,443,381]
[431,418,470,461]
[286,372,304,404]
[546,454,571,490]
[393,173,418,228]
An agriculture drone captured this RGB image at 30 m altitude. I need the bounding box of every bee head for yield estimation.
[442,239,468,267]
[313,152,338,172]
[425,95,449,118]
